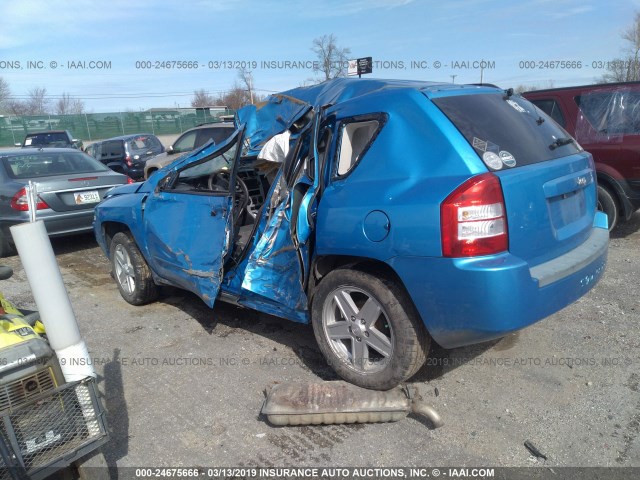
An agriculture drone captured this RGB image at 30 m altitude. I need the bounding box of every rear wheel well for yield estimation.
[596,174,629,219]
[102,222,132,253]
[310,255,425,327]
[312,255,404,285]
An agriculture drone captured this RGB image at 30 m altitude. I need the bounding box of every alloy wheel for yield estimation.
[322,286,394,374]
[113,244,136,295]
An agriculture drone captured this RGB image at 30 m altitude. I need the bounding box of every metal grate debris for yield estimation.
[0,378,107,479]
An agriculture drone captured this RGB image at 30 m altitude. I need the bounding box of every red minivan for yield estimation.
[524,82,640,229]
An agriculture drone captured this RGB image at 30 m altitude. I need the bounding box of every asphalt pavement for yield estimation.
[1,213,638,473]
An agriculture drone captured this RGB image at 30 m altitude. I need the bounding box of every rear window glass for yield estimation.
[24,132,69,147]
[128,135,161,153]
[575,90,640,136]
[1,151,109,179]
[433,93,581,170]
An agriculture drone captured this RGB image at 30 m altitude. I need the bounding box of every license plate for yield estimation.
[74,190,100,205]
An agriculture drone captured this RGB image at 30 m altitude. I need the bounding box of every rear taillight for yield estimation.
[126,177,136,184]
[125,155,133,167]
[10,187,50,211]
[441,173,508,257]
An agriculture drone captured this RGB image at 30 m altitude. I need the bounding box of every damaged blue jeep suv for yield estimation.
[94,78,608,390]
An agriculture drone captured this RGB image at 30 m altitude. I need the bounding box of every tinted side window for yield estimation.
[85,144,100,158]
[210,128,234,145]
[433,93,581,170]
[173,131,197,152]
[531,99,566,127]
[194,127,234,149]
[101,141,124,158]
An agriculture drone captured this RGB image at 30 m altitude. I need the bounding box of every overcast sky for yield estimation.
[1,0,638,112]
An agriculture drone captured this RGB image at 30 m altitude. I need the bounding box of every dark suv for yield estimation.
[85,134,164,181]
[144,123,234,179]
[19,130,83,150]
[523,82,640,229]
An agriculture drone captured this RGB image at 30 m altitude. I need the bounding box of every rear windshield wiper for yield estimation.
[548,137,576,150]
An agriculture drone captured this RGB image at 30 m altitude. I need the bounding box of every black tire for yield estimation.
[109,231,158,305]
[597,185,618,231]
[0,230,16,258]
[311,268,430,390]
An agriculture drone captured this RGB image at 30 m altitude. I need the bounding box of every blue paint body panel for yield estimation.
[94,78,609,349]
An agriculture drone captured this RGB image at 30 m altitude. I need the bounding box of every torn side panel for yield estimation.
[239,195,309,323]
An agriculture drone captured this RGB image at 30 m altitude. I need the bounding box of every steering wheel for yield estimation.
[207,172,250,224]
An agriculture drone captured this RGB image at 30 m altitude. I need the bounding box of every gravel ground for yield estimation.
[0,213,638,475]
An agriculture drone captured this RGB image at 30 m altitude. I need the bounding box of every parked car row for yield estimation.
[0,148,132,257]
[0,122,237,257]
[84,133,165,181]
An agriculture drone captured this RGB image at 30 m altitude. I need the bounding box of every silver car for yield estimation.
[0,148,131,257]
[144,122,234,179]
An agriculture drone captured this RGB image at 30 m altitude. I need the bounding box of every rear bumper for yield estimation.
[126,164,145,180]
[1,210,95,242]
[389,219,609,349]
[104,161,144,180]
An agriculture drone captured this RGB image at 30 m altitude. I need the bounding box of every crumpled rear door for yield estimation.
[238,113,322,323]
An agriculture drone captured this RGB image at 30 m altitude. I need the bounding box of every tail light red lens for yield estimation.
[126,177,136,184]
[10,187,50,211]
[441,173,508,257]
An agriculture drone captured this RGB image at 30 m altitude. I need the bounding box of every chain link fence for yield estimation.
[0,107,234,147]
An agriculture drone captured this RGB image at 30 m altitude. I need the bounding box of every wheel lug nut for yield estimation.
[360,319,366,324]
[356,337,361,342]
[350,316,356,321]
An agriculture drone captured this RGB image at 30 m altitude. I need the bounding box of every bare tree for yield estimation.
[191,89,217,107]
[216,82,253,110]
[25,87,49,115]
[514,80,555,94]
[0,77,10,113]
[601,11,640,82]
[55,92,85,115]
[311,34,351,82]
[237,67,254,104]
[6,100,28,116]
